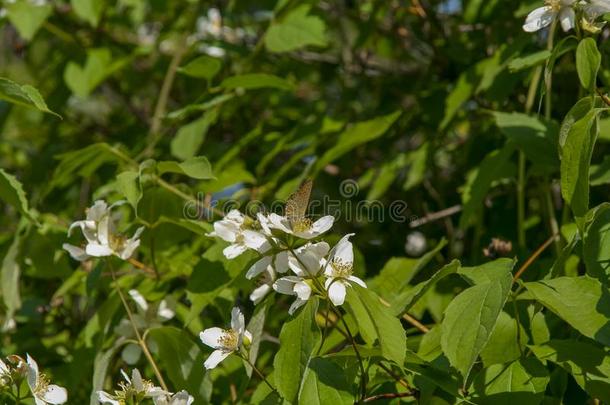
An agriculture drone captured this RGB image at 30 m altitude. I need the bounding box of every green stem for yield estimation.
[239,353,277,394]
[107,261,169,391]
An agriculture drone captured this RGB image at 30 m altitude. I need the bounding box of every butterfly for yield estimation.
[285,179,313,231]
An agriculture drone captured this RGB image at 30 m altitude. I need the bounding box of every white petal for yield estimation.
[246,256,271,279]
[132,369,144,391]
[274,251,290,273]
[41,385,68,404]
[559,7,575,31]
[328,281,347,306]
[293,281,311,301]
[128,289,149,312]
[0,359,8,374]
[26,354,39,391]
[333,234,355,264]
[223,243,247,259]
[204,349,231,369]
[225,209,245,223]
[97,391,120,405]
[157,300,175,321]
[288,298,307,315]
[231,307,245,334]
[119,238,141,260]
[242,230,268,251]
[267,213,292,233]
[200,327,224,349]
[348,276,367,288]
[97,215,111,246]
[250,284,272,304]
[257,213,272,235]
[523,6,555,32]
[62,243,89,261]
[85,243,114,257]
[87,200,108,221]
[214,221,239,243]
[273,276,300,295]
[310,216,334,235]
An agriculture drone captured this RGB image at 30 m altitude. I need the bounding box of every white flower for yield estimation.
[249,265,276,304]
[26,354,68,405]
[405,231,427,257]
[209,210,269,259]
[323,234,366,306]
[273,276,313,314]
[197,8,223,38]
[153,390,195,405]
[523,0,576,32]
[287,242,330,277]
[267,213,334,240]
[199,307,252,370]
[582,0,610,31]
[97,369,166,404]
[63,200,144,261]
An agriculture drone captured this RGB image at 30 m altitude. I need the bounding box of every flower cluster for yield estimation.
[63,200,144,262]
[0,354,67,404]
[209,207,366,313]
[524,0,610,33]
[97,369,193,405]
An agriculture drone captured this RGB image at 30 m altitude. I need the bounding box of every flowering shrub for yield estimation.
[1,0,610,404]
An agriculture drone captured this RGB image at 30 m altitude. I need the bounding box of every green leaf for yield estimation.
[1,227,25,328]
[171,110,218,161]
[561,108,599,220]
[479,311,527,366]
[148,327,210,403]
[220,74,294,91]
[314,111,401,174]
[157,156,215,180]
[492,111,558,168]
[5,0,52,40]
[0,77,60,118]
[51,143,124,189]
[245,303,268,378]
[0,169,38,223]
[116,171,141,210]
[440,259,513,381]
[71,0,103,27]
[471,358,549,404]
[459,144,515,229]
[345,285,407,365]
[530,339,610,402]
[576,38,601,92]
[583,204,610,284]
[524,276,610,346]
[458,257,516,285]
[178,56,222,80]
[298,357,355,404]
[264,5,328,53]
[64,48,128,97]
[507,50,551,72]
[394,260,460,315]
[273,298,321,403]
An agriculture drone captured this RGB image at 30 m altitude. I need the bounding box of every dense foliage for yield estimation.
[1,0,610,403]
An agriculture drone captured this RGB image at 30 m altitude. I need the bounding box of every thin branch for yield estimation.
[363,391,415,402]
[512,233,559,282]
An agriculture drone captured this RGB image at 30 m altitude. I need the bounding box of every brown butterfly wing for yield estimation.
[285,178,312,222]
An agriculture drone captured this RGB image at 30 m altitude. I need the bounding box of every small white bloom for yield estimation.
[26,354,68,405]
[63,200,144,261]
[199,307,252,370]
[287,242,330,277]
[273,276,312,314]
[405,231,427,257]
[323,234,366,306]
[153,390,195,405]
[267,213,334,240]
[209,210,269,259]
[249,265,276,304]
[523,0,576,32]
[97,369,166,404]
[197,8,223,38]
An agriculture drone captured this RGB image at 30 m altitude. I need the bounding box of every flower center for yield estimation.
[291,218,312,233]
[35,373,50,396]
[109,233,127,251]
[219,329,239,351]
[545,0,562,11]
[331,258,353,278]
